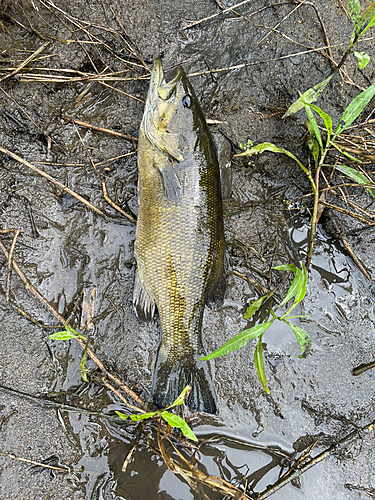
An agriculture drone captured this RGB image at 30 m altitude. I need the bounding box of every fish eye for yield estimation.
[182,95,192,108]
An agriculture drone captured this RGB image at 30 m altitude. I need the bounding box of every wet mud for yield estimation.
[0,0,375,499]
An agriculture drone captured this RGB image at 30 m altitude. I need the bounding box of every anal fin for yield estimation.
[133,270,155,321]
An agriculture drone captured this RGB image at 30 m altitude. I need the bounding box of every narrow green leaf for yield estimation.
[272,264,299,272]
[254,335,269,394]
[236,142,310,177]
[307,103,333,144]
[272,265,301,309]
[348,0,362,32]
[116,411,130,420]
[116,408,198,441]
[283,73,334,118]
[167,385,191,408]
[305,120,320,163]
[304,102,323,150]
[334,164,375,197]
[201,320,273,360]
[333,82,375,138]
[160,412,198,442]
[49,327,87,341]
[288,323,312,357]
[244,295,267,319]
[359,1,375,37]
[129,411,158,421]
[294,262,308,305]
[353,51,370,69]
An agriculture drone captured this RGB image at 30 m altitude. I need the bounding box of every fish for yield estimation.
[133,58,225,414]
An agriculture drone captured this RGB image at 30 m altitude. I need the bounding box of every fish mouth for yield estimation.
[150,58,184,101]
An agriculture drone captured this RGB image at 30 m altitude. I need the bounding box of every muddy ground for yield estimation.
[0,0,375,498]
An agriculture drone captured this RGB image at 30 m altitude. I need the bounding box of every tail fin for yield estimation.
[152,352,217,414]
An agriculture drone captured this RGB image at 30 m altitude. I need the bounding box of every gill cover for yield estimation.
[141,58,196,163]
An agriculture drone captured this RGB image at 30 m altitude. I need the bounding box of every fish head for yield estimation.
[141,58,205,162]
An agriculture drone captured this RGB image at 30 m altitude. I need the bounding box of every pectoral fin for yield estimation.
[156,161,182,203]
[133,270,156,321]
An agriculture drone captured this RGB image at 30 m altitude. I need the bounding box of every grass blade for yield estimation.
[304,102,323,150]
[244,295,267,319]
[359,1,375,37]
[305,120,320,163]
[348,0,362,33]
[307,103,333,144]
[161,412,198,442]
[283,74,334,118]
[201,320,273,360]
[334,164,375,197]
[254,335,269,394]
[330,141,361,162]
[333,82,375,138]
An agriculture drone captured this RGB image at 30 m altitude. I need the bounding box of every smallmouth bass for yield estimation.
[133,58,225,413]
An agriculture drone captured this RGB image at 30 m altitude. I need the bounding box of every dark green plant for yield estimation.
[49,325,89,382]
[116,385,198,441]
[237,82,375,268]
[284,0,375,117]
[203,264,310,393]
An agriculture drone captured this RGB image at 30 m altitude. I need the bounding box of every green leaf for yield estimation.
[244,295,267,319]
[160,412,198,442]
[305,120,320,163]
[116,411,130,420]
[333,82,375,138]
[283,73,335,118]
[359,1,375,37]
[116,410,158,421]
[254,335,269,394]
[272,264,300,272]
[353,51,370,69]
[294,262,308,305]
[272,264,301,309]
[348,0,362,32]
[306,103,333,144]
[334,164,375,197]
[49,326,87,341]
[304,101,323,150]
[236,142,310,177]
[201,320,274,360]
[167,385,191,408]
[273,263,307,314]
[115,409,198,442]
[288,323,312,357]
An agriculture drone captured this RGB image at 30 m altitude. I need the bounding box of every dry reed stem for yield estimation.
[62,115,138,142]
[0,146,114,222]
